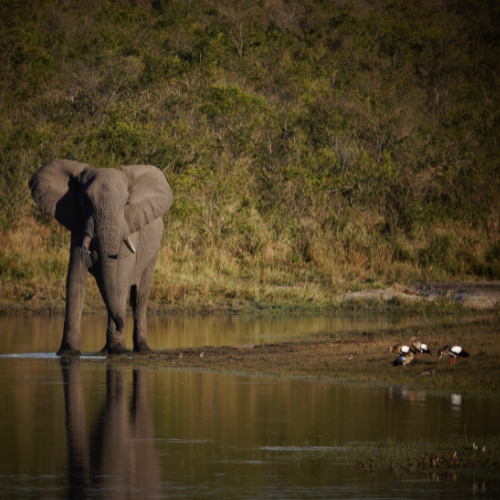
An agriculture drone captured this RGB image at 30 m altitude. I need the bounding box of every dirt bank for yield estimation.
[340,281,500,310]
[94,315,500,395]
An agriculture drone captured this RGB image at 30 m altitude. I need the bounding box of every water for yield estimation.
[0,313,498,499]
[0,310,474,354]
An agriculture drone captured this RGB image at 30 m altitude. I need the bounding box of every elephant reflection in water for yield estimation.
[61,359,162,499]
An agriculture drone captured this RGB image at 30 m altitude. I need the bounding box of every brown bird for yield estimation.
[438,344,470,364]
[388,344,412,356]
[418,368,436,377]
[391,352,414,370]
[410,336,432,357]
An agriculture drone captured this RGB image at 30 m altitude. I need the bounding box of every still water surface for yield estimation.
[0,313,498,499]
[0,310,477,354]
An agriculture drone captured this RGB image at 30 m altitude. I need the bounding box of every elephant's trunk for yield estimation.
[100,257,124,331]
[95,225,125,332]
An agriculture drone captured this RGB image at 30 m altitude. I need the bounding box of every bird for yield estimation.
[438,344,470,364]
[199,351,205,358]
[418,368,436,376]
[388,344,412,356]
[410,336,432,357]
[391,352,414,370]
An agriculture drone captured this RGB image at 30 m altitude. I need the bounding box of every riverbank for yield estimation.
[89,314,500,396]
[340,281,500,310]
[2,212,500,316]
[2,281,499,316]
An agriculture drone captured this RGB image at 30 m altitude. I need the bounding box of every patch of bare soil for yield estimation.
[407,281,500,309]
[340,281,500,310]
[97,315,500,394]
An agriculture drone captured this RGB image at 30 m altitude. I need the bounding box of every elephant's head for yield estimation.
[29,159,173,323]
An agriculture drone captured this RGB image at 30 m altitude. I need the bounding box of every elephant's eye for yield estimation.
[78,194,88,209]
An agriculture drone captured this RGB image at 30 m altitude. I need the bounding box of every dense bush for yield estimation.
[1,0,499,305]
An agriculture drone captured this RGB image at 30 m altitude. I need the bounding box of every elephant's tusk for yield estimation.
[82,235,91,254]
[124,236,136,254]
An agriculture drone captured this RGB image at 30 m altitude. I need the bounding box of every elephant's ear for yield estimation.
[29,159,90,231]
[121,165,174,234]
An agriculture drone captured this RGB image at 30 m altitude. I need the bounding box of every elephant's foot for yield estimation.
[133,342,152,354]
[100,343,131,355]
[57,344,82,357]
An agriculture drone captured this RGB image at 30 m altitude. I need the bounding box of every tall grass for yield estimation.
[2,209,496,310]
[0,219,100,307]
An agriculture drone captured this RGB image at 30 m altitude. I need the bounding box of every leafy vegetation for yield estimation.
[1,0,499,308]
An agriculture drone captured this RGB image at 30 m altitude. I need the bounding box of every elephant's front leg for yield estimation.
[130,253,158,354]
[59,244,88,356]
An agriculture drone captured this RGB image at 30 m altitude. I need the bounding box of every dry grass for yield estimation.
[2,212,499,312]
[0,219,100,308]
[96,314,500,395]
[347,438,500,480]
[151,212,499,310]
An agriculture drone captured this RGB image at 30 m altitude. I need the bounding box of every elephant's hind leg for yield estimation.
[130,254,158,354]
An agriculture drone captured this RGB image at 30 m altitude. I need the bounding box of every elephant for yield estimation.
[29,159,173,355]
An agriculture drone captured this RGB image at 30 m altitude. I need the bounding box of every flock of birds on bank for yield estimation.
[389,336,470,370]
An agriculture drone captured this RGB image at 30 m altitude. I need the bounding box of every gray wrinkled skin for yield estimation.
[29,159,173,355]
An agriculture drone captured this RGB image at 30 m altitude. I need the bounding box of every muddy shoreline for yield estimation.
[86,314,500,395]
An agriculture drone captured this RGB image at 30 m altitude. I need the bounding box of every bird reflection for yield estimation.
[60,359,162,499]
[451,393,462,409]
[387,386,426,403]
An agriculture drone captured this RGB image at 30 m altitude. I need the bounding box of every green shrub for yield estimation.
[1,0,500,305]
